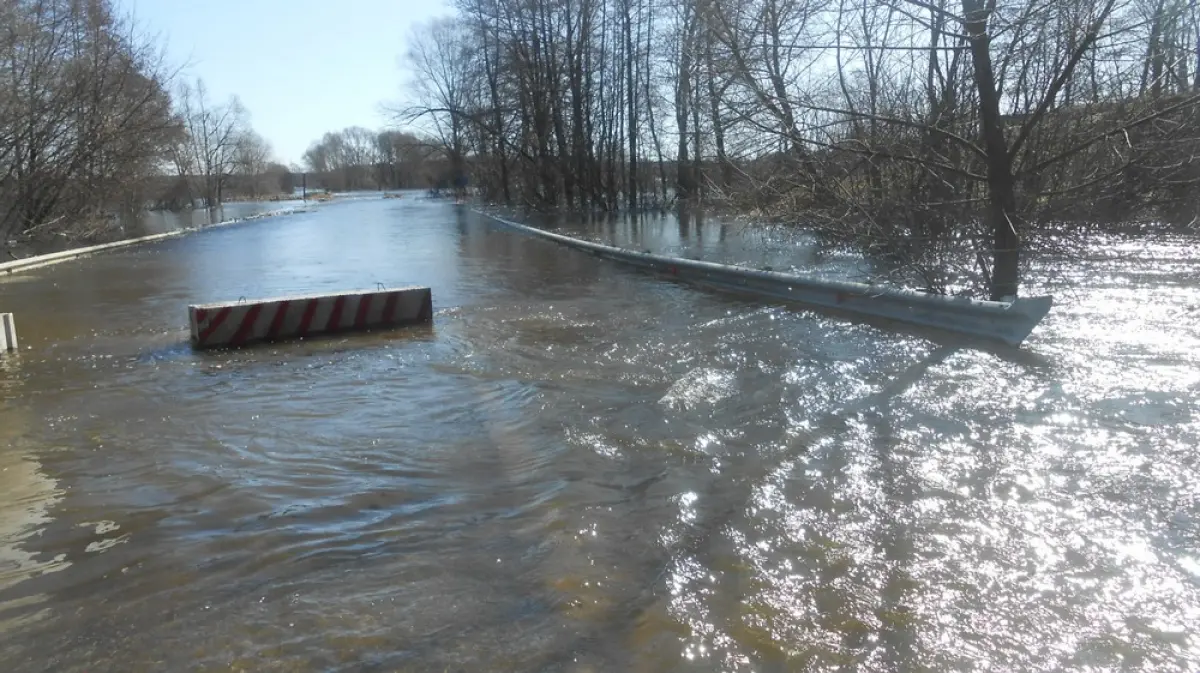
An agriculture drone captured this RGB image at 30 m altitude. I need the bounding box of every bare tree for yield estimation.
[1,0,179,244]
[396,18,478,198]
[387,0,1200,297]
[232,130,274,198]
[375,129,436,189]
[171,78,248,208]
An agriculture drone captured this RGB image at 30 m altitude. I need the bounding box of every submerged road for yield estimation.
[1,195,1198,671]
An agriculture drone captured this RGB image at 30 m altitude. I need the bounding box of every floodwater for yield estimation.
[136,199,314,237]
[11,200,313,257]
[0,195,1197,672]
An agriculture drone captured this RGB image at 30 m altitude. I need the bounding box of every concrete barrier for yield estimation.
[188,287,432,349]
[0,313,15,352]
[479,211,1054,347]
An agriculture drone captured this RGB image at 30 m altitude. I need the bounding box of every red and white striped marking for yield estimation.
[188,287,432,349]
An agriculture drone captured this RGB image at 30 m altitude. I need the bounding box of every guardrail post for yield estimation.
[0,313,16,352]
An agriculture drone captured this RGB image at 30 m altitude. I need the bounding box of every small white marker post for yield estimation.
[0,313,16,352]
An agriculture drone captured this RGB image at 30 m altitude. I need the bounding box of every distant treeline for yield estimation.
[148,168,298,210]
[301,128,461,193]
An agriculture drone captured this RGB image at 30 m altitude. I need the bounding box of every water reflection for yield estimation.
[135,200,310,237]
[0,357,66,631]
[514,204,871,282]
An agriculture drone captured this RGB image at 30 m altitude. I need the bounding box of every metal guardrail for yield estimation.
[0,231,188,275]
[479,211,1053,347]
[0,207,315,276]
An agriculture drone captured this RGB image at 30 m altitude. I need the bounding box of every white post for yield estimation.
[1,313,16,352]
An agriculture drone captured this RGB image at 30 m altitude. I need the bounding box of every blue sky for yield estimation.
[119,0,453,166]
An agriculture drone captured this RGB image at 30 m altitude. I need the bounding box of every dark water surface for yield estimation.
[1,196,1197,672]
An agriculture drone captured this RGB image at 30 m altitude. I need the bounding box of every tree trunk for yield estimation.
[624,0,638,210]
[703,11,729,190]
[676,13,694,199]
[962,0,1020,300]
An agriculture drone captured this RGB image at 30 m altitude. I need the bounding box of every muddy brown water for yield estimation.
[0,195,1197,672]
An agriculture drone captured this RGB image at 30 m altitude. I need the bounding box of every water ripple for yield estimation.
[0,198,1196,671]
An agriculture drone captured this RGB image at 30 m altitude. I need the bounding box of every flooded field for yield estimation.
[1,195,1197,672]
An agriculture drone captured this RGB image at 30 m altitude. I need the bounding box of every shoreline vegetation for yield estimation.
[4,0,1200,300]
[389,0,1200,300]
